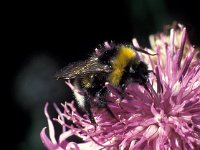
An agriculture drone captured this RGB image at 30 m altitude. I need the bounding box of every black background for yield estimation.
[5,0,199,149]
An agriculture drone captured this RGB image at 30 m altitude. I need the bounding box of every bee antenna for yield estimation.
[143,82,152,96]
[147,70,156,76]
[133,46,157,56]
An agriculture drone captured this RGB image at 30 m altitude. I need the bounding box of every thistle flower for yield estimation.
[41,24,200,150]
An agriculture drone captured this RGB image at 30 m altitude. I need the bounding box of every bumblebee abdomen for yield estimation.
[82,76,94,88]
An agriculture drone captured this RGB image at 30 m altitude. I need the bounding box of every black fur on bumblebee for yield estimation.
[55,42,156,125]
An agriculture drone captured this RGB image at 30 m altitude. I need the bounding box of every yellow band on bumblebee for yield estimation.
[108,46,136,85]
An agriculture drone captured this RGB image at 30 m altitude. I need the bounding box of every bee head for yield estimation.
[128,61,149,85]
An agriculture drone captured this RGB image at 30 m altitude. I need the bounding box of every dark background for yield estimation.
[5,0,199,149]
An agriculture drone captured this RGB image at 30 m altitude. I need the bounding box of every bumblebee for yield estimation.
[55,42,153,124]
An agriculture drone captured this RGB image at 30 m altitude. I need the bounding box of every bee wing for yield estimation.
[55,57,111,80]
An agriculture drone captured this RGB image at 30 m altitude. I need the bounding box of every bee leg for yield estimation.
[75,93,97,131]
[97,87,117,120]
[84,95,96,125]
[70,78,96,126]
[121,83,126,99]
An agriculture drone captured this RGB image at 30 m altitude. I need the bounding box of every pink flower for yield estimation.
[41,24,200,150]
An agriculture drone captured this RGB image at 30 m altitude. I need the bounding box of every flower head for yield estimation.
[41,24,200,150]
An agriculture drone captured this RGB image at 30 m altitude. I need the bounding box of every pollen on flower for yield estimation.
[41,23,200,150]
